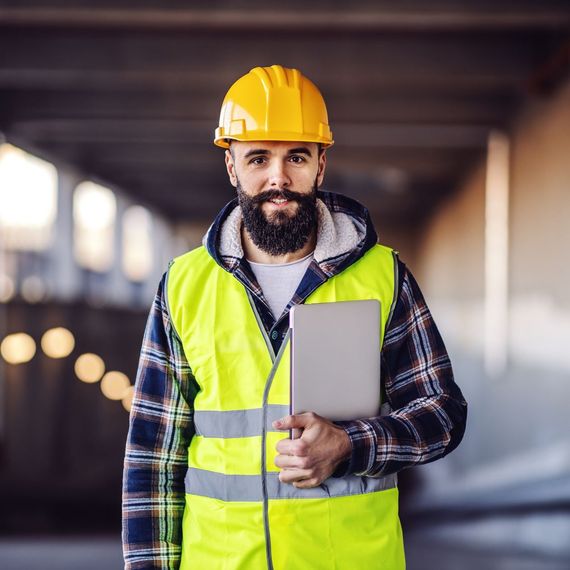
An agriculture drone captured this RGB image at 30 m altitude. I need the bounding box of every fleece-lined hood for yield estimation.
[203,190,378,279]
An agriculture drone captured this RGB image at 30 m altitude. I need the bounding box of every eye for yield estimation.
[248,156,266,166]
[289,155,306,164]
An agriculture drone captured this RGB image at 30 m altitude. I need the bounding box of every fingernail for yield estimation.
[273,420,282,428]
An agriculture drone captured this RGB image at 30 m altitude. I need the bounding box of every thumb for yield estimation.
[273,413,312,430]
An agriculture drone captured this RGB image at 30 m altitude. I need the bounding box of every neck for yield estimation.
[242,226,317,264]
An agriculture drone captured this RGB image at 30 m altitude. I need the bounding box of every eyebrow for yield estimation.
[243,149,270,158]
[288,147,312,157]
[242,146,313,159]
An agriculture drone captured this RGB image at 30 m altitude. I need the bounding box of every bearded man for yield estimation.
[122,65,467,570]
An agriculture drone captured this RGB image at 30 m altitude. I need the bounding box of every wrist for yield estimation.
[332,424,352,464]
[332,419,378,476]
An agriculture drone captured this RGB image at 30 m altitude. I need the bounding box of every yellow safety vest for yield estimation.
[167,243,405,570]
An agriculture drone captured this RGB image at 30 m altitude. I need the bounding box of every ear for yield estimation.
[225,149,238,188]
[316,149,327,188]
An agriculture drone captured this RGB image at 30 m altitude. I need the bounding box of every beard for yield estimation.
[237,179,318,256]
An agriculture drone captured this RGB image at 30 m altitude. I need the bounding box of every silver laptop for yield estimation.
[289,299,382,435]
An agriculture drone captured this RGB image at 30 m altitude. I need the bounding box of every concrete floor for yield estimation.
[405,536,570,570]
[0,536,124,570]
[1,534,569,569]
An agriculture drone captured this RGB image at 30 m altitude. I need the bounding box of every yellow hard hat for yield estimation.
[214,65,334,149]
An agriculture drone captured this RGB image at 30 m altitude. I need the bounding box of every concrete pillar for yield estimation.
[106,192,131,306]
[49,168,82,301]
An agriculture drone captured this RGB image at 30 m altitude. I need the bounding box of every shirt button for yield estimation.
[271,331,278,340]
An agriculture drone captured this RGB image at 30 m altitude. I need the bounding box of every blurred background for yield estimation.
[0,1,569,568]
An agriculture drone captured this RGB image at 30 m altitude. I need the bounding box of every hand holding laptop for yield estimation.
[271,300,382,488]
[272,411,352,488]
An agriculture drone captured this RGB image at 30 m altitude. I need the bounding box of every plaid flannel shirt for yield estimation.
[122,191,468,569]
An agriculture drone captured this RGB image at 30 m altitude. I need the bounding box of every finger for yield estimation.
[276,438,309,457]
[274,454,307,469]
[275,438,295,455]
[278,468,312,484]
[293,478,321,489]
[273,412,315,431]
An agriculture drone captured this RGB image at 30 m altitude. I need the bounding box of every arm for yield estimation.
[122,273,198,569]
[334,259,468,477]
[273,259,467,485]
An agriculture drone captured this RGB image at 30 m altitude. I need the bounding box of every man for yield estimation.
[122,65,467,569]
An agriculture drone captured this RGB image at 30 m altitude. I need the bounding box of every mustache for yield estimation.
[249,188,311,205]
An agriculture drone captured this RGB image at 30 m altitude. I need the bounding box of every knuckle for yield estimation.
[298,457,311,470]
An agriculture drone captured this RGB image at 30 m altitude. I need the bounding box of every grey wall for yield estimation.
[410,80,570,502]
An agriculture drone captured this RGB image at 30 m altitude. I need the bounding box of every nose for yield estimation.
[268,160,291,189]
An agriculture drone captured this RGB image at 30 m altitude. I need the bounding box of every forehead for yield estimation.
[231,140,318,156]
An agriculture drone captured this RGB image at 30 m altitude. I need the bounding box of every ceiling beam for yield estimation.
[3,137,469,181]
[0,8,568,32]
[5,118,491,148]
[0,29,547,95]
[0,68,531,92]
[0,88,516,125]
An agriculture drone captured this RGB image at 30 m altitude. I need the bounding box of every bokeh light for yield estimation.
[100,371,131,400]
[74,353,105,383]
[73,181,116,272]
[122,205,153,282]
[122,385,135,412]
[0,274,15,302]
[21,275,47,303]
[41,327,75,359]
[0,143,58,251]
[1,332,36,364]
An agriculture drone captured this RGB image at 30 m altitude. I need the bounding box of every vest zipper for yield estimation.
[247,289,276,361]
[246,289,276,570]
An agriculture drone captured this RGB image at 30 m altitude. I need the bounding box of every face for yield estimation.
[225,141,327,255]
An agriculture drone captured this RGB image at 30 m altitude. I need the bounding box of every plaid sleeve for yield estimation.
[122,272,198,569]
[334,259,468,477]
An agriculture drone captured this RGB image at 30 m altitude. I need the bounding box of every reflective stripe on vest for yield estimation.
[193,401,393,439]
[185,468,397,502]
[167,244,405,570]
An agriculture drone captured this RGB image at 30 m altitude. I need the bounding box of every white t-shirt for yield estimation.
[248,251,314,319]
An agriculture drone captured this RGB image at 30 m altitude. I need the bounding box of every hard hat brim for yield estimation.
[214,131,334,149]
